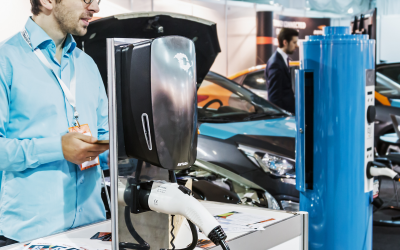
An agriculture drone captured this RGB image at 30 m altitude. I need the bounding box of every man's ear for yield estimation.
[283,39,288,48]
[39,0,55,12]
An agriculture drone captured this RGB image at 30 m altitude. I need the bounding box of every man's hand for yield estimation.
[62,132,110,165]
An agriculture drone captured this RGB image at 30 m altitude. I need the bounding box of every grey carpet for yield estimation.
[373,177,400,250]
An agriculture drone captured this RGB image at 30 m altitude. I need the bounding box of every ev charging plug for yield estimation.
[147,181,227,245]
[367,161,400,181]
[120,180,230,250]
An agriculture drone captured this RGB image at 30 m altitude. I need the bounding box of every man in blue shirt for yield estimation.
[0,0,109,245]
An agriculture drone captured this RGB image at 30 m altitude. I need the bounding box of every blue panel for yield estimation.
[323,26,350,35]
[391,99,400,108]
[199,117,296,140]
[298,26,375,250]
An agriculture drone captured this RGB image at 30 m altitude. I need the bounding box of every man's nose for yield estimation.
[88,0,100,13]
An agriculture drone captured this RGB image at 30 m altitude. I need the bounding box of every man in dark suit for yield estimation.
[265,28,299,114]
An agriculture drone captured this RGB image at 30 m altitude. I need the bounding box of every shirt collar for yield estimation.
[24,17,77,55]
[63,34,77,55]
[277,47,289,63]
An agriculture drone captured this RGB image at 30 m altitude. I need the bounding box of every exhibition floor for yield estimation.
[373,176,400,250]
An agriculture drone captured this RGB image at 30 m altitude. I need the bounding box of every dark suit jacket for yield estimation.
[264,51,295,114]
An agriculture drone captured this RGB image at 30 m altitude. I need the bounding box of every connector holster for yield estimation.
[125,180,152,214]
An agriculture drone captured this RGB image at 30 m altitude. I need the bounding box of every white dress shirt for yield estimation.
[277,47,289,68]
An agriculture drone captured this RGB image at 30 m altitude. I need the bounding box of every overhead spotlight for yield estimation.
[269,1,274,4]
[348,8,354,14]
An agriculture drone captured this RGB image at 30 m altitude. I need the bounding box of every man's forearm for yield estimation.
[0,136,64,172]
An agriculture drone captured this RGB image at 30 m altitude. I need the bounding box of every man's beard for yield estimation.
[54,3,91,36]
[287,49,295,55]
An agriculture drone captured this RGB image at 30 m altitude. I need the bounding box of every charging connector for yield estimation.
[367,161,400,181]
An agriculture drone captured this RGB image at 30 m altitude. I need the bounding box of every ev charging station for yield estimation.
[295,26,399,249]
[104,32,309,249]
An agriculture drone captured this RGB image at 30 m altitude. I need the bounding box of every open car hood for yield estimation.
[74,12,221,88]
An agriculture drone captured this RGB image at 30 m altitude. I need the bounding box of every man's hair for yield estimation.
[278,28,299,48]
[30,0,61,15]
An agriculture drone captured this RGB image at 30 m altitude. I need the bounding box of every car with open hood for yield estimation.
[196,71,298,210]
[76,12,298,211]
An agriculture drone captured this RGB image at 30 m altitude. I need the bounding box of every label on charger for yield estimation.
[151,180,168,190]
[373,179,380,198]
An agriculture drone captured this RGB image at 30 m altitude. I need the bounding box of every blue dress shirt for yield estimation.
[0,18,109,242]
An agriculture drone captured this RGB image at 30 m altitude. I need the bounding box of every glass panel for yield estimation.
[198,80,255,112]
[377,64,400,84]
[197,73,285,123]
[376,72,400,99]
[242,71,267,90]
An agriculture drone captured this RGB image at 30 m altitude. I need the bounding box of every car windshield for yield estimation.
[197,72,286,122]
[242,71,267,90]
[376,64,400,98]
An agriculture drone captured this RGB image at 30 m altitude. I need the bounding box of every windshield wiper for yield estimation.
[243,113,286,121]
[198,117,233,123]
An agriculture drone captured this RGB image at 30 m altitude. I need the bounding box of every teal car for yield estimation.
[193,71,299,211]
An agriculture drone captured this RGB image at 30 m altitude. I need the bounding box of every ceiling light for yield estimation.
[348,8,353,14]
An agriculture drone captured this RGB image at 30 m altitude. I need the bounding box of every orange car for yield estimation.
[228,63,299,100]
[198,63,299,110]
[197,79,234,110]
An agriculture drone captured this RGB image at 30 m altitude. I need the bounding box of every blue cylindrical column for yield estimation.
[296,27,375,250]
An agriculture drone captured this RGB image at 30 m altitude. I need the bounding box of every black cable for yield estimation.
[123,160,151,249]
[123,206,150,249]
[170,215,176,250]
[127,162,199,250]
[219,240,230,250]
[164,219,198,250]
[169,170,177,183]
[135,160,144,184]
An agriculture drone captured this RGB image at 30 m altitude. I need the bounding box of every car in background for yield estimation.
[374,63,400,154]
[229,63,400,155]
[196,71,298,211]
[228,62,299,100]
[375,63,400,107]
[177,159,279,209]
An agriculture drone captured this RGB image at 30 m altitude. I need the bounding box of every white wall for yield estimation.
[0,0,31,42]
[226,1,256,76]
[0,0,132,42]
[376,0,400,15]
[378,14,400,63]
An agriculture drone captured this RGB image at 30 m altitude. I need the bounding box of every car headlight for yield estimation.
[263,191,281,210]
[238,144,295,178]
[280,200,299,212]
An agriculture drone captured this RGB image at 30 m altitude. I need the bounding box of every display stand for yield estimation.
[0,201,308,250]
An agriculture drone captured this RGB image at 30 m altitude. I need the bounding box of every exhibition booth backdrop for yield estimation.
[0,0,348,77]
[1,0,399,75]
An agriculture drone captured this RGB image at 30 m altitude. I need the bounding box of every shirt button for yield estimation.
[79,208,83,212]
[80,179,84,184]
